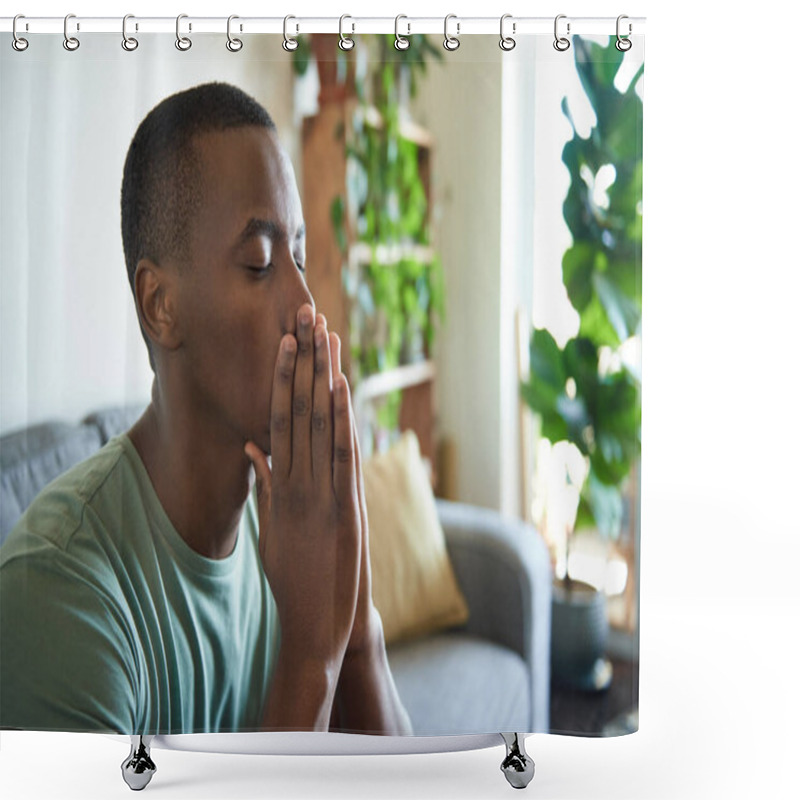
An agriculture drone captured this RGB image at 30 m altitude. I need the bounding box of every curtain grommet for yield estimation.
[122,14,139,51]
[339,14,355,51]
[63,13,80,51]
[553,14,570,52]
[282,15,298,52]
[226,15,243,52]
[394,15,410,51]
[500,14,516,51]
[443,14,460,51]
[175,14,192,51]
[12,14,29,51]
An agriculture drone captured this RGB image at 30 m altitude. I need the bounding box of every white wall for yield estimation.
[0,34,294,435]
[410,38,505,512]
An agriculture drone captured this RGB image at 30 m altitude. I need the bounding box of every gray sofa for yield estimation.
[0,406,552,734]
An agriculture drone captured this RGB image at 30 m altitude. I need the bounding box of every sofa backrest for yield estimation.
[0,404,146,546]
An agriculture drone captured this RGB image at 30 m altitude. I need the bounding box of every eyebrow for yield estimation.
[237,218,306,245]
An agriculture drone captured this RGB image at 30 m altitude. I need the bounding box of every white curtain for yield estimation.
[0,34,294,435]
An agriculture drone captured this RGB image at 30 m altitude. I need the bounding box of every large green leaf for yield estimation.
[561,243,596,312]
[578,293,621,348]
[528,328,568,408]
[593,271,641,342]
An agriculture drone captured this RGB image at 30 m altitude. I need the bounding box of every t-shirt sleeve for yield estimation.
[0,545,139,734]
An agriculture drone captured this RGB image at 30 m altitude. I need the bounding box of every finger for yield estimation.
[244,440,272,563]
[270,334,297,481]
[291,303,315,478]
[350,411,364,503]
[332,373,356,508]
[352,415,370,572]
[312,318,333,482]
[330,332,342,380]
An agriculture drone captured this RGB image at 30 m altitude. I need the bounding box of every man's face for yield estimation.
[171,125,313,454]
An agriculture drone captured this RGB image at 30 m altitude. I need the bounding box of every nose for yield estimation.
[283,268,315,337]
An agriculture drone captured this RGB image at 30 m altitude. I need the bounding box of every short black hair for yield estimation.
[121,81,277,372]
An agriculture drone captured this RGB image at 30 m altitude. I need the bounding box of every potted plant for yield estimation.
[521,36,643,690]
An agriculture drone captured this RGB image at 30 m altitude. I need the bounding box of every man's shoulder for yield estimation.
[0,434,136,566]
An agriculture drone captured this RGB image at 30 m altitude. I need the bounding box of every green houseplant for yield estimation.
[520,36,643,689]
[331,35,446,431]
[522,35,642,558]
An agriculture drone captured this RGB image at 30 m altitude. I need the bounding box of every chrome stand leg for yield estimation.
[500,732,535,789]
[121,734,156,791]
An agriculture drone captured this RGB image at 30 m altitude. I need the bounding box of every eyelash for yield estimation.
[247,262,305,275]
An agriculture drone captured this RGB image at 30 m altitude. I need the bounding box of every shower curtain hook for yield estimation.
[122,14,139,51]
[499,14,516,51]
[282,15,299,52]
[63,13,80,51]
[339,14,355,51]
[226,15,243,52]
[394,15,410,50]
[12,14,29,52]
[443,14,460,51]
[175,14,192,50]
[553,14,570,52]
[616,15,633,51]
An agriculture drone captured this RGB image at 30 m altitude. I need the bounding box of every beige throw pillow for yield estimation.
[362,430,469,645]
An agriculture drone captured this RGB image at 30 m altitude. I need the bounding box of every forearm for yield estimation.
[260,649,339,732]
[330,628,413,736]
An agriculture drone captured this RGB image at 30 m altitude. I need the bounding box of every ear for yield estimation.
[134,257,182,354]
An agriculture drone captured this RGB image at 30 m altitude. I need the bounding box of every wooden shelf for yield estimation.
[348,242,436,268]
[353,360,435,405]
[359,104,435,148]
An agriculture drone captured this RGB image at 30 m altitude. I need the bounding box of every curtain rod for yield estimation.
[1,15,646,37]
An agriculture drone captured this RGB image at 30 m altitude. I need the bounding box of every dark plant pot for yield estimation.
[550,579,613,691]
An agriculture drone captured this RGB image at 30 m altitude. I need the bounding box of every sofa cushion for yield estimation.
[387,632,530,735]
[0,422,103,545]
[82,404,147,444]
[362,430,469,646]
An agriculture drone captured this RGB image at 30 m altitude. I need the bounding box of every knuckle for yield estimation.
[334,444,351,464]
[293,395,310,416]
[278,364,294,383]
[312,410,327,432]
[272,412,290,433]
[297,336,312,355]
[314,357,327,377]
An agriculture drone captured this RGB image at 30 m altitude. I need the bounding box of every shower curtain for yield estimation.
[0,21,643,746]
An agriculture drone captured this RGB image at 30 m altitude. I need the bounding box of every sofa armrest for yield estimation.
[435,498,552,733]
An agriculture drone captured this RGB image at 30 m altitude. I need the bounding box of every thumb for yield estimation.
[244,440,272,560]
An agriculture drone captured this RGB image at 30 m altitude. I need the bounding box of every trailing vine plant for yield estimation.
[330,35,446,431]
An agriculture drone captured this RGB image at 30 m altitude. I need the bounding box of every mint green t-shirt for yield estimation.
[0,432,281,734]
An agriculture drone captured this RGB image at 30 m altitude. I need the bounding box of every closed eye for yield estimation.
[247,264,273,276]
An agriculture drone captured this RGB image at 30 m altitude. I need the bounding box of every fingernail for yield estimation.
[336,375,346,396]
[300,306,312,325]
[283,336,296,353]
[315,326,324,346]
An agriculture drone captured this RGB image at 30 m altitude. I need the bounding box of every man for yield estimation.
[0,82,412,736]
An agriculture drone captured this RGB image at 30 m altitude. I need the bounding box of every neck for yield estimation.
[128,378,256,560]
